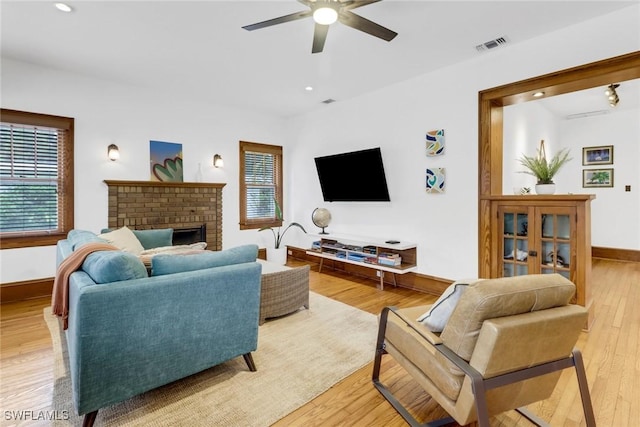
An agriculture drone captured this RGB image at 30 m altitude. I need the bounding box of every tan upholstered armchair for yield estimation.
[373,274,595,427]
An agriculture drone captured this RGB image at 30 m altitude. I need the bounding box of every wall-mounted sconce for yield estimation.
[213,154,224,168]
[107,144,120,161]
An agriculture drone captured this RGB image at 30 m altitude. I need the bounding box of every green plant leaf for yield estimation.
[517,147,571,184]
[274,197,283,221]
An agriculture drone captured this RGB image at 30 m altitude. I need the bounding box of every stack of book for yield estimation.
[363,245,377,254]
[378,252,401,266]
[347,253,367,262]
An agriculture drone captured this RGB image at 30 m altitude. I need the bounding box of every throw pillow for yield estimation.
[82,251,148,284]
[132,228,174,250]
[98,226,145,254]
[151,244,259,276]
[417,279,481,332]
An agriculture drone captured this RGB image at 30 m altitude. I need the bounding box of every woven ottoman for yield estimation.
[258,260,310,325]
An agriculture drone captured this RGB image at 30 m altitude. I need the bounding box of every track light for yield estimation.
[107,144,120,161]
[605,84,620,107]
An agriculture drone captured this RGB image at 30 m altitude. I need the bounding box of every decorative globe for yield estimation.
[311,208,331,234]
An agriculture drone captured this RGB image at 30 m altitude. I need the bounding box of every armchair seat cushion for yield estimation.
[385,305,464,401]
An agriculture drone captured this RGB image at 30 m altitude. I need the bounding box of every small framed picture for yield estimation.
[583,168,614,188]
[582,145,613,165]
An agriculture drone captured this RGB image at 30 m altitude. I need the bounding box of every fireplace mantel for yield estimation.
[104,180,226,251]
[104,180,226,189]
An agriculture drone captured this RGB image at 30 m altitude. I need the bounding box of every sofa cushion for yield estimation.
[82,250,148,284]
[98,226,145,254]
[67,229,107,251]
[151,244,259,276]
[441,274,576,363]
[417,279,478,332]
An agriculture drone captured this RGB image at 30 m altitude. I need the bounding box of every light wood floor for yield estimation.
[1,258,638,426]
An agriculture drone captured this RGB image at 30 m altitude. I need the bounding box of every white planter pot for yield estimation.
[535,183,556,195]
[266,247,287,265]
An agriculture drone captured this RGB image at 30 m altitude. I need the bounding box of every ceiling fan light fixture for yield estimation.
[313,7,338,25]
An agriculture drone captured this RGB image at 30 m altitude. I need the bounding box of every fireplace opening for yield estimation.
[172,224,207,246]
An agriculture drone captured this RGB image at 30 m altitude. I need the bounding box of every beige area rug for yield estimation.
[46,292,378,426]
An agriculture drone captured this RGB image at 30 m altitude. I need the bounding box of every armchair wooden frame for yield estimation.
[372,307,596,427]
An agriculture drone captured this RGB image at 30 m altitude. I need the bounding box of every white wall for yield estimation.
[0,59,286,283]
[504,100,640,250]
[561,109,640,249]
[503,102,561,193]
[2,5,639,284]
[286,5,640,279]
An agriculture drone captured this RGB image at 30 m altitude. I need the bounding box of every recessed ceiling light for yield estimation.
[55,3,73,13]
[305,86,314,91]
[533,91,545,98]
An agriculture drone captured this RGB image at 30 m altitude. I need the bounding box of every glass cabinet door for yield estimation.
[537,209,574,281]
[500,208,529,277]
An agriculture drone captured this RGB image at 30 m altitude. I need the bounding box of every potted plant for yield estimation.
[259,199,306,264]
[518,140,571,194]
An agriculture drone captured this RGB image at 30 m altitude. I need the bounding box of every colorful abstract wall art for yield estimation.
[426,168,445,193]
[150,140,183,182]
[426,129,445,157]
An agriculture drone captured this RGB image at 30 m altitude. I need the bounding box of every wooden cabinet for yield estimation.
[489,195,594,328]
[306,234,417,290]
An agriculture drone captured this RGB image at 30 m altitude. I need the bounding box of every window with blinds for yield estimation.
[239,141,283,230]
[0,109,74,248]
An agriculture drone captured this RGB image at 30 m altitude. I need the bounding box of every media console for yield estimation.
[306,233,417,290]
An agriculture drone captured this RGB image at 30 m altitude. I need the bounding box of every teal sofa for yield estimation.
[56,229,262,426]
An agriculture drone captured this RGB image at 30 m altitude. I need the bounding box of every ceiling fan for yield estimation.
[242,0,397,54]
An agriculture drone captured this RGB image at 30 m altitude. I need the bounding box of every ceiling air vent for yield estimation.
[476,36,508,52]
[321,98,336,104]
[565,110,610,120]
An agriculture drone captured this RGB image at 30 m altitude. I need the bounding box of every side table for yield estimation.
[257,260,310,325]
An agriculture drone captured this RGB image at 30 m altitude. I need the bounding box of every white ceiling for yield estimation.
[1,1,638,118]
[536,79,640,119]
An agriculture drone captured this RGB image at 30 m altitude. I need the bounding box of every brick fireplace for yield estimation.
[104,180,225,251]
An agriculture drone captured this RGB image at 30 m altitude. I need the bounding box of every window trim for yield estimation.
[0,109,74,249]
[239,140,283,230]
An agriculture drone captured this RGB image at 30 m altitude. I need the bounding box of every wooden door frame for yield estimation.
[478,51,640,278]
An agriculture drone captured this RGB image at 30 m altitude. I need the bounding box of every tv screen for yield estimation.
[314,147,390,202]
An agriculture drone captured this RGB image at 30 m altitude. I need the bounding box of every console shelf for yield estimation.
[306,233,417,290]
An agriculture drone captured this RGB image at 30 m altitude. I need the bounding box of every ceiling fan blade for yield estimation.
[242,10,312,31]
[338,10,397,42]
[312,23,330,54]
[341,0,382,11]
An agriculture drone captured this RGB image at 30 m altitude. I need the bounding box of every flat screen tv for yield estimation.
[314,147,390,202]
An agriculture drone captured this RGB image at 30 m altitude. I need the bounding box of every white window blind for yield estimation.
[244,151,277,220]
[239,141,282,230]
[0,123,63,233]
